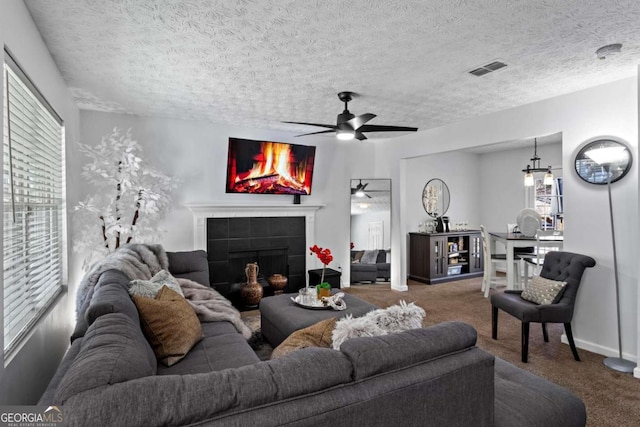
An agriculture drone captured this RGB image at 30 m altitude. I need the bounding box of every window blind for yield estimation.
[3,52,64,355]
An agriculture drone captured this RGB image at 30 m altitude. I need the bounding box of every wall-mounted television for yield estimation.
[226,138,316,195]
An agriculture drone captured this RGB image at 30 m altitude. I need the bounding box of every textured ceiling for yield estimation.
[24,0,640,139]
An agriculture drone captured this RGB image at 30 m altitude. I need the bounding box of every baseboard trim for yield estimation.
[392,282,408,292]
[561,333,638,364]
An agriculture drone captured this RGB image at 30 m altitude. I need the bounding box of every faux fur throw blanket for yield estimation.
[177,278,253,340]
[76,243,169,319]
[332,300,426,350]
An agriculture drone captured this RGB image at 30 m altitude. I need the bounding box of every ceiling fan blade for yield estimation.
[294,129,335,137]
[359,124,418,133]
[365,193,372,199]
[282,121,337,129]
[362,183,369,190]
[355,131,367,141]
[347,113,376,130]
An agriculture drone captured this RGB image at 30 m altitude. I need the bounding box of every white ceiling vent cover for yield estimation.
[469,60,508,77]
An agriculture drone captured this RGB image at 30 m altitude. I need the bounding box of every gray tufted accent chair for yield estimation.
[490,251,596,363]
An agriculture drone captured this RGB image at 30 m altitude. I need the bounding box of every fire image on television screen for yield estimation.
[226,138,316,195]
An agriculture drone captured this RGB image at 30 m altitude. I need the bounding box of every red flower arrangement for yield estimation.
[310,244,333,284]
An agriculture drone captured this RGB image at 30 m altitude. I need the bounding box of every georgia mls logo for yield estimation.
[0,405,64,426]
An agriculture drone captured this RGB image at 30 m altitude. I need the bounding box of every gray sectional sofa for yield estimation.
[40,250,586,426]
[350,249,390,283]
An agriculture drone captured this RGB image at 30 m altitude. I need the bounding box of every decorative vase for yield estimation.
[268,274,288,295]
[241,262,263,307]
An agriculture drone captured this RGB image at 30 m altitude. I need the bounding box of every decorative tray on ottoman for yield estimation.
[290,295,331,310]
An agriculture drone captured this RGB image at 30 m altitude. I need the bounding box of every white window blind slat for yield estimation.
[3,55,65,356]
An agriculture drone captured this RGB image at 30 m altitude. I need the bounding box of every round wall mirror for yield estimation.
[422,178,450,218]
[574,139,633,185]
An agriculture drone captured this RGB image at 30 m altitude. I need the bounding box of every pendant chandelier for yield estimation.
[522,138,553,187]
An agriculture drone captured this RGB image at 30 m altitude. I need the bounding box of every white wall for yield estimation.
[351,211,391,251]
[0,0,81,403]
[478,142,563,232]
[76,111,377,290]
[404,151,482,233]
[377,77,638,366]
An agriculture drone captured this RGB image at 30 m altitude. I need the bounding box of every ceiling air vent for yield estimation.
[468,60,508,77]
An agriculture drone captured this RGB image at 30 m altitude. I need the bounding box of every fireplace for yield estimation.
[207,217,304,295]
[228,247,289,287]
[186,204,322,295]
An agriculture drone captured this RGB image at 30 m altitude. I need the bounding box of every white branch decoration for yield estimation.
[73,128,177,270]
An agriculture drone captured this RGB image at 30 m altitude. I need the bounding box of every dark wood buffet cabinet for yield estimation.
[408,231,484,284]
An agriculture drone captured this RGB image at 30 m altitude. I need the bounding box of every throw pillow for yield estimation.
[133,286,203,366]
[332,300,426,350]
[352,250,365,262]
[270,318,337,359]
[129,269,184,298]
[360,250,379,264]
[521,276,567,305]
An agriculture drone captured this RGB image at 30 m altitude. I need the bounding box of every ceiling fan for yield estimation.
[283,91,418,141]
[351,180,371,198]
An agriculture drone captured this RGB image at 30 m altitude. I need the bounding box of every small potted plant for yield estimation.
[309,245,333,300]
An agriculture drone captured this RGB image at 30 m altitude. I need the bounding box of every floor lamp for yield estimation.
[577,139,635,373]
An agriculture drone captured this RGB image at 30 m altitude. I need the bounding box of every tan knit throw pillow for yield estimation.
[133,286,203,366]
[270,317,337,359]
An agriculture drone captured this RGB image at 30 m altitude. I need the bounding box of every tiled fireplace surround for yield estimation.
[187,204,322,294]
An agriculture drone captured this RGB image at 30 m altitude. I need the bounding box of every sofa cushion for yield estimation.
[129,269,184,298]
[85,269,140,327]
[157,321,260,374]
[521,276,567,305]
[133,286,204,366]
[54,312,157,403]
[340,321,477,381]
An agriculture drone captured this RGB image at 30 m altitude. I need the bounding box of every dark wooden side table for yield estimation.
[308,268,342,288]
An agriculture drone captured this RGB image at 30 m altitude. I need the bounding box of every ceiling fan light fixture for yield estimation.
[285,92,418,140]
[355,190,365,197]
[337,128,355,140]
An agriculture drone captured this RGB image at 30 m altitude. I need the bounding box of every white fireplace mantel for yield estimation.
[185,204,324,275]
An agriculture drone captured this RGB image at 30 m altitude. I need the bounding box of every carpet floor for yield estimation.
[241,278,639,426]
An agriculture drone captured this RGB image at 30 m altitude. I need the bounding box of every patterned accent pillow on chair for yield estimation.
[521,276,567,305]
